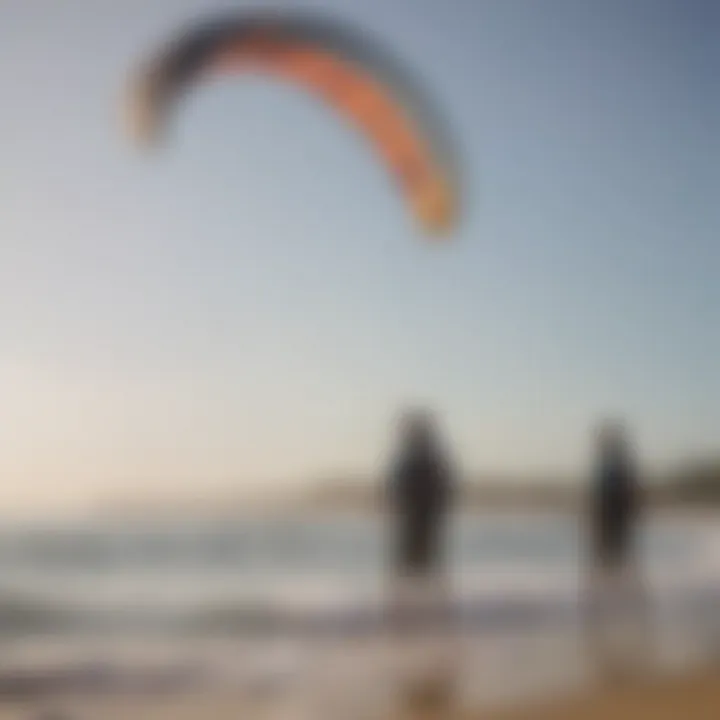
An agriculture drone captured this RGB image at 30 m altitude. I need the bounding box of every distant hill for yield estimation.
[655,457,720,505]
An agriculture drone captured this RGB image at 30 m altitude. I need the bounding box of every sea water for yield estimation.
[0,511,717,712]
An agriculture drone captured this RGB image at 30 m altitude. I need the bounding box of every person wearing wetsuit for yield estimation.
[386,409,458,708]
[586,420,650,670]
[590,421,639,572]
[387,409,454,582]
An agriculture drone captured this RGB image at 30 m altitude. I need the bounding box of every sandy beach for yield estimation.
[0,668,718,719]
[483,669,720,720]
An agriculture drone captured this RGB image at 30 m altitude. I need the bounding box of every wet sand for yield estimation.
[481,669,720,720]
[0,669,718,720]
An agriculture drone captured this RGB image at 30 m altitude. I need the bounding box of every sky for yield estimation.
[1,0,718,513]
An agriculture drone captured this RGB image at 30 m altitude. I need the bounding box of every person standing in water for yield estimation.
[590,420,639,572]
[387,409,455,590]
[385,408,457,711]
[585,419,650,671]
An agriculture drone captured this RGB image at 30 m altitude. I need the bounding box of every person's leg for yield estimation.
[584,559,611,667]
[583,521,629,669]
[586,551,654,679]
[390,517,456,714]
[618,553,655,671]
[392,572,457,716]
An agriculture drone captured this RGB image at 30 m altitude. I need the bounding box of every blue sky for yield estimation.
[1,0,717,512]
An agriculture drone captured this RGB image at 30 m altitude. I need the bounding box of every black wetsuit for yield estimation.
[389,443,453,576]
[591,451,638,569]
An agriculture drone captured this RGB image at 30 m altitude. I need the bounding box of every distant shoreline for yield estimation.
[89,480,720,521]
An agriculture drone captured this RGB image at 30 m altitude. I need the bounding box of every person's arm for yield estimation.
[436,454,455,511]
[588,462,604,532]
[627,458,643,523]
[386,456,405,512]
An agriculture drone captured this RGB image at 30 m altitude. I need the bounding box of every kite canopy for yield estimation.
[125,10,461,236]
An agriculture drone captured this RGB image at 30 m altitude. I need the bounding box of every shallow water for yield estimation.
[0,511,715,612]
[0,511,717,713]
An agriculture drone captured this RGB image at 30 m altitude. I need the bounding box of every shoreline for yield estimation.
[0,665,718,719]
[75,504,720,524]
[0,614,718,716]
[483,666,720,719]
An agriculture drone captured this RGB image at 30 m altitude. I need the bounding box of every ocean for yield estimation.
[1,511,718,712]
[0,511,717,631]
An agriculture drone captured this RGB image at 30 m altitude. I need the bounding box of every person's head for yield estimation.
[398,407,438,453]
[595,418,629,459]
